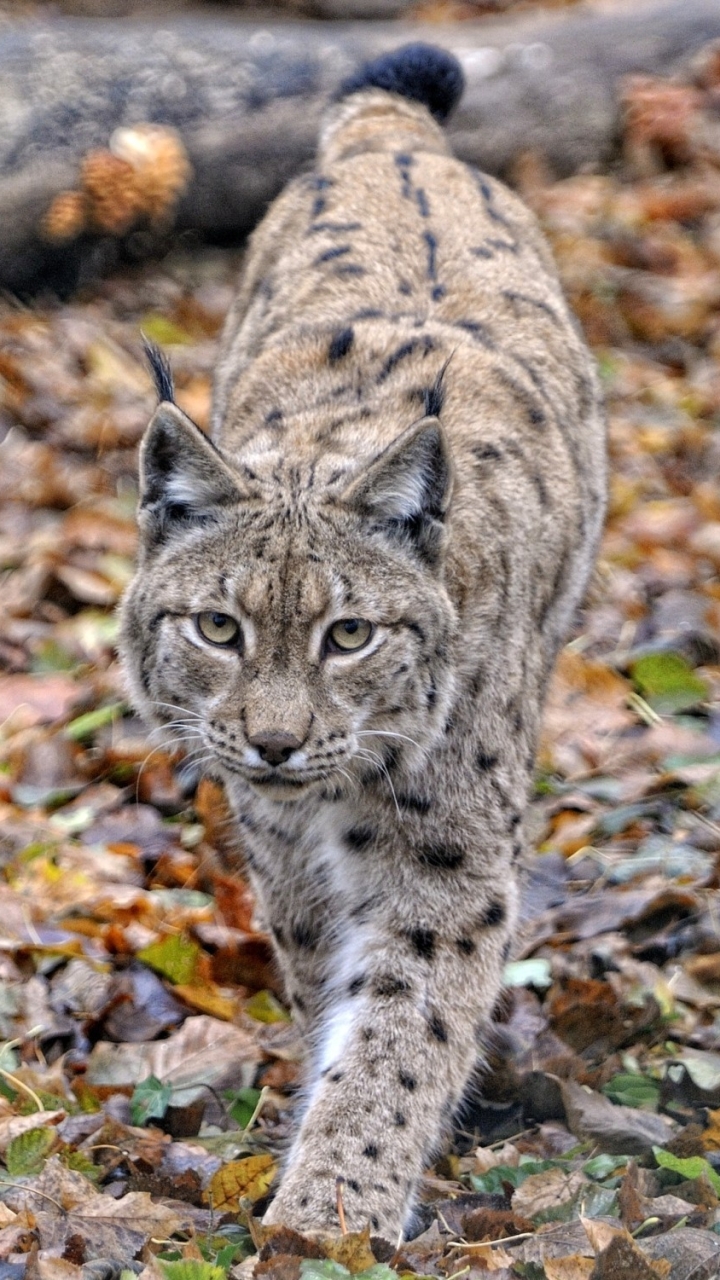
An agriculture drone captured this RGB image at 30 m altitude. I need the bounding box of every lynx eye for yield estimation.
[196,611,241,647]
[326,619,373,653]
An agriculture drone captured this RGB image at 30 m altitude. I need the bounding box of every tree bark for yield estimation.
[1,0,720,293]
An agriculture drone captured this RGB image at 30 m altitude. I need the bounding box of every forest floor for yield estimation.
[2,32,720,1280]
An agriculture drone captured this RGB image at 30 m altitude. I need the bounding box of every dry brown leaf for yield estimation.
[512,1167,589,1219]
[561,1080,675,1154]
[324,1227,377,1273]
[206,1154,276,1210]
[590,1234,671,1279]
[545,1259,595,1280]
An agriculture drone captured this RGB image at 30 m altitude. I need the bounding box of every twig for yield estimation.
[0,1179,65,1212]
[0,1068,45,1113]
[448,1230,534,1249]
[241,1086,269,1139]
[336,1176,347,1234]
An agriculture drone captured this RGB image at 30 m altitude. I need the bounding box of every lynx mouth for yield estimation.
[246,773,323,801]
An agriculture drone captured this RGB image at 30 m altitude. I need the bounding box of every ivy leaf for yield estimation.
[224,1086,262,1129]
[602,1073,660,1110]
[130,1074,173,1126]
[6,1126,56,1177]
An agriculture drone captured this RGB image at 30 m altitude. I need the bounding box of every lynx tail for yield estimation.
[335,43,465,124]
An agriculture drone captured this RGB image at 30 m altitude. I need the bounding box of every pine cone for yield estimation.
[80,148,141,234]
[40,190,87,242]
[110,125,192,223]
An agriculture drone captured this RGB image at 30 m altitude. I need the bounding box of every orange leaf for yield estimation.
[205,1154,276,1210]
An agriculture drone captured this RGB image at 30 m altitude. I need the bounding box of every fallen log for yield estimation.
[1,0,720,293]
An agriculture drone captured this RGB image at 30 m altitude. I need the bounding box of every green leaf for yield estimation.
[64,701,125,741]
[653,1146,720,1194]
[300,1263,351,1280]
[131,1074,173,1126]
[244,990,291,1023]
[63,1149,102,1183]
[160,1264,227,1280]
[137,933,200,985]
[602,1073,660,1110]
[6,1126,56,1177]
[224,1087,262,1130]
[583,1153,630,1181]
[470,1157,561,1196]
[630,652,708,714]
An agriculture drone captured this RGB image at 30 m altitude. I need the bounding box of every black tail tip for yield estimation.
[336,43,464,125]
[141,334,175,404]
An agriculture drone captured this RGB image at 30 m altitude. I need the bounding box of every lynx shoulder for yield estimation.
[120,42,606,1240]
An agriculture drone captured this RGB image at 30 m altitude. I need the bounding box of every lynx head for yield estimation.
[119,391,458,804]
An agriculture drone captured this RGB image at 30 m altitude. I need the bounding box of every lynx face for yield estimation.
[120,406,457,805]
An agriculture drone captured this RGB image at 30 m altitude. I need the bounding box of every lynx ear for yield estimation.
[139,402,243,543]
[340,416,453,565]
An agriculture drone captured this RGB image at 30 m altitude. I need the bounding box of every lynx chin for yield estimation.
[120,42,606,1240]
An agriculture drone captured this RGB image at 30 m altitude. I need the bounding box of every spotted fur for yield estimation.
[120,45,606,1240]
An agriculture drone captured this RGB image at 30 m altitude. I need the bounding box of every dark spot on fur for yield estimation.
[348,974,366,996]
[346,826,375,852]
[481,900,506,927]
[423,230,438,279]
[406,927,435,960]
[371,1215,380,1231]
[429,1012,448,1042]
[399,1071,417,1091]
[330,1070,344,1083]
[347,1179,361,1193]
[418,843,465,871]
[316,245,351,264]
[394,1111,406,1127]
[472,443,502,463]
[377,335,434,383]
[293,994,306,1012]
[363,1144,379,1160]
[476,751,499,772]
[456,936,475,955]
[329,327,355,362]
[502,939,512,962]
[291,919,321,949]
[335,264,365,277]
[397,793,432,814]
[300,1196,308,1208]
[362,1027,374,1041]
[512,841,523,861]
[373,975,411,997]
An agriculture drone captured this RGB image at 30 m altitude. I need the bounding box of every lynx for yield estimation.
[120,44,606,1240]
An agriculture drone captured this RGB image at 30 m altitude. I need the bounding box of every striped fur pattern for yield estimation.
[120,64,606,1240]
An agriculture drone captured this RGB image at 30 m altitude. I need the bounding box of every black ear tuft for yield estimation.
[142,335,175,404]
[423,359,451,419]
[336,43,465,124]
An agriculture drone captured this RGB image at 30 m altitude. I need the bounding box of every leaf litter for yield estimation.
[3,34,720,1280]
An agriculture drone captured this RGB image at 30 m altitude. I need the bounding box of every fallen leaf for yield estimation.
[205,1154,276,1209]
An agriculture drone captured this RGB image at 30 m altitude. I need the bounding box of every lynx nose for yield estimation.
[249,731,303,767]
